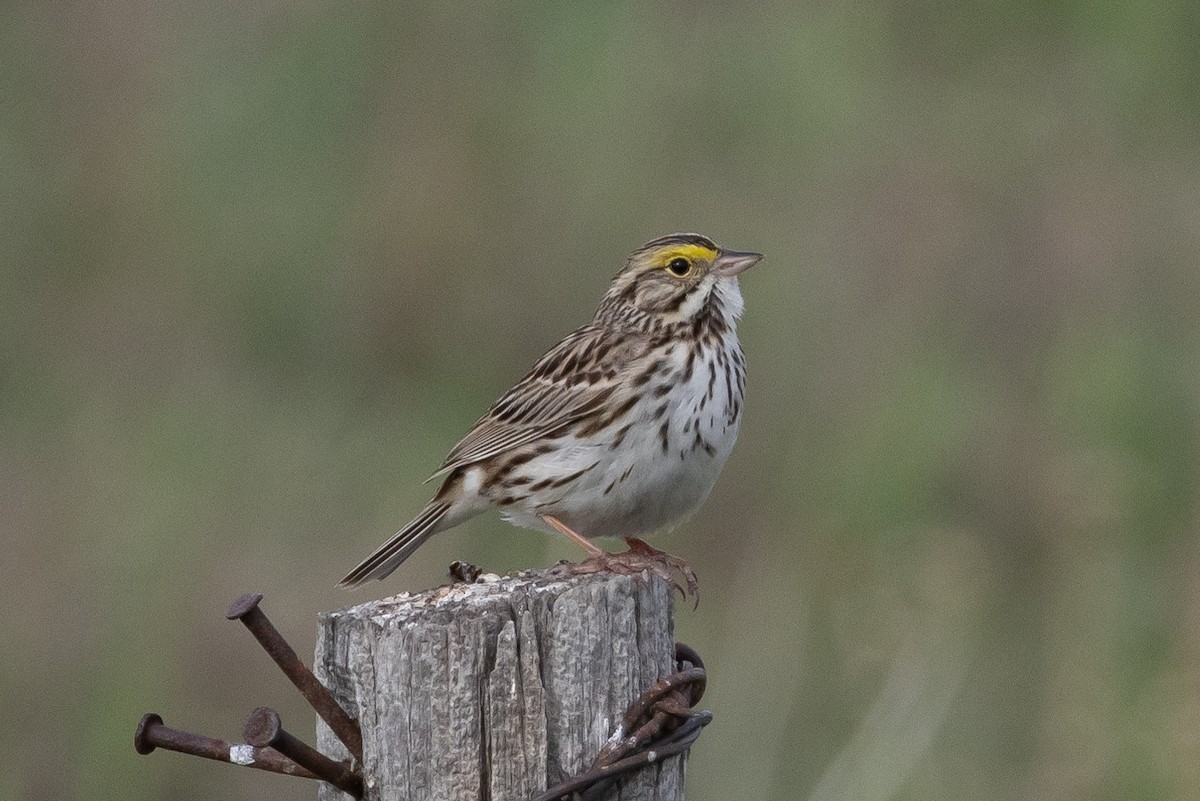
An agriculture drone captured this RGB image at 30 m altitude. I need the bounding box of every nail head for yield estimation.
[134,713,163,755]
[243,706,282,748]
[226,593,264,621]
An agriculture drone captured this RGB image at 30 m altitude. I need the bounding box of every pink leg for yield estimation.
[541,515,606,558]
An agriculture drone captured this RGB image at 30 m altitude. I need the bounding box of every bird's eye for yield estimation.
[666,257,692,277]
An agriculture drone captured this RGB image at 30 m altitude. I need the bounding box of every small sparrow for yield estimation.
[341,233,761,594]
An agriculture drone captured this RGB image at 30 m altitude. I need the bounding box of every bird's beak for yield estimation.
[713,249,763,277]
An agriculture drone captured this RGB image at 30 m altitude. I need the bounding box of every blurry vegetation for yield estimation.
[2,2,1199,800]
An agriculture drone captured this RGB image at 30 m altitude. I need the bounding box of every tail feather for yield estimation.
[338,502,452,588]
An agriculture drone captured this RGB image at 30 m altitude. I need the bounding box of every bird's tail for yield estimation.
[338,501,452,588]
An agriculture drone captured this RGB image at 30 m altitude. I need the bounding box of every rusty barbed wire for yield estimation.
[530,641,712,801]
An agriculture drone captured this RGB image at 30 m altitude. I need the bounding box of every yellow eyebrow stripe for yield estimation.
[658,244,716,266]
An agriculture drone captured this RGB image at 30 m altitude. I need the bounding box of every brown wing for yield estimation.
[427,324,647,479]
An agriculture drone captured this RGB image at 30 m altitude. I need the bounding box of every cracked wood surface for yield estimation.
[314,569,683,801]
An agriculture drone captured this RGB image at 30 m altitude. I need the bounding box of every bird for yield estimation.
[339,233,761,594]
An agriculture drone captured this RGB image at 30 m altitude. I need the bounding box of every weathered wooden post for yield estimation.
[313,569,685,801]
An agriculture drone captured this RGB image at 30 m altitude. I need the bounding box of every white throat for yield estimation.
[712,276,745,323]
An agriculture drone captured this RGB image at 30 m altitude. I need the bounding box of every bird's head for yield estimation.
[597,233,762,328]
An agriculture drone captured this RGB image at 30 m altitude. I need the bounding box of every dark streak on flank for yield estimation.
[610,422,633,449]
[577,393,640,438]
[633,360,666,388]
[602,463,634,496]
[693,429,717,457]
[658,419,670,453]
[545,460,601,489]
[505,451,538,468]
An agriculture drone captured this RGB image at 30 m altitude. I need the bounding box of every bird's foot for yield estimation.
[568,538,699,605]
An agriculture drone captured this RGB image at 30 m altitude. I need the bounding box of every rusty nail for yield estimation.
[244,707,363,799]
[133,712,319,779]
[226,593,363,761]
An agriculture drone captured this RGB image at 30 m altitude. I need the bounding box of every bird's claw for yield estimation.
[565,539,699,607]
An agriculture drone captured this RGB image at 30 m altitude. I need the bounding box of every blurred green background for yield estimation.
[3,2,1199,800]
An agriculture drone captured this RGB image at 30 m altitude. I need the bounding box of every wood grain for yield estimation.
[314,569,684,801]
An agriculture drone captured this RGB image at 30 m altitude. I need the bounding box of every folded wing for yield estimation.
[429,324,645,478]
